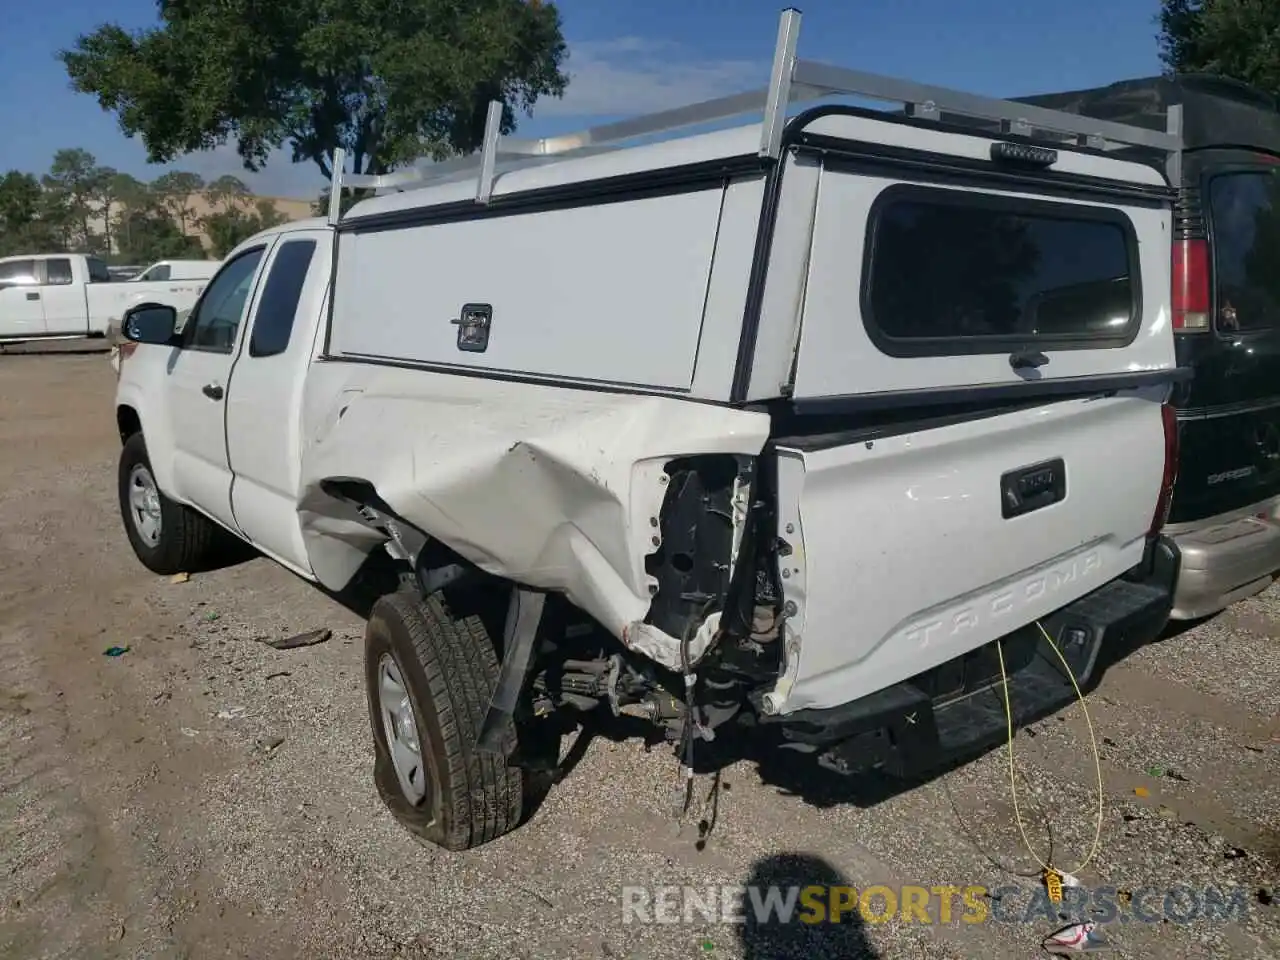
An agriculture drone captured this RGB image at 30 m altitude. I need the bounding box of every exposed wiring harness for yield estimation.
[997,620,1105,903]
[676,599,719,817]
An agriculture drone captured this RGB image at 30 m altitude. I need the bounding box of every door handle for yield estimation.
[25,292,39,301]
[1009,350,1049,370]
[202,383,224,401]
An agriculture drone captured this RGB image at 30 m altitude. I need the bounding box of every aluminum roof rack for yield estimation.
[328,6,1184,225]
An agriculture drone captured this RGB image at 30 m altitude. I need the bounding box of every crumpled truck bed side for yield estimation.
[296,363,769,670]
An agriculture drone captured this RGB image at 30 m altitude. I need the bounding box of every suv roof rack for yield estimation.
[327,6,1184,225]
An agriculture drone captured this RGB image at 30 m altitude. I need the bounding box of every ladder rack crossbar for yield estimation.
[326,6,1183,225]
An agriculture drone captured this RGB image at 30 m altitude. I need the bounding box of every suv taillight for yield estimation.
[1150,402,1180,535]
[1172,238,1211,332]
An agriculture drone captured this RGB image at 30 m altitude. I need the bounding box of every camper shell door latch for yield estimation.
[452,303,493,353]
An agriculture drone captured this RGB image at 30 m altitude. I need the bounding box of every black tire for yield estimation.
[365,590,526,851]
[117,431,221,575]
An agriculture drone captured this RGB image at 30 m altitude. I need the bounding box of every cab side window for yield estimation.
[45,259,74,285]
[0,260,37,289]
[183,248,266,353]
[86,258,113,283]
[249,240,318,357]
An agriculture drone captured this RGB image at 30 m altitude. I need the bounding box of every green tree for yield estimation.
[107,172,150,257]
[0,172,57,255]
[42,148,108,251]
[150,170,204,236]
[200,199,289,257]
[1159,1,1280,97]
[91,165,122,254]
[206,174,251,214]
[117,207,205,262]
[59,0,569,184]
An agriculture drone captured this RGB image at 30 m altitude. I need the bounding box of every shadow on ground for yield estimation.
[735,852,881,959]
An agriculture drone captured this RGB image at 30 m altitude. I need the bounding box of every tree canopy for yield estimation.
[1159,0,1280,99]
[60,0,570,180]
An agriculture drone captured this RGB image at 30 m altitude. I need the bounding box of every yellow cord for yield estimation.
[995,621,1105,879]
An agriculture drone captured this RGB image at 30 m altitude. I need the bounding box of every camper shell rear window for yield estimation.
[862,184,1142,358]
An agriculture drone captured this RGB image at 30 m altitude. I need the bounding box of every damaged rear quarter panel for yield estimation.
[297,363,770,666]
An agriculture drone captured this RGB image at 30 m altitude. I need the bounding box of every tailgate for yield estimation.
[770,389,1166,714]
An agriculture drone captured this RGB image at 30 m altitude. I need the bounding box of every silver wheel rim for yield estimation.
[127,464,163,547]
[377,654,427,805]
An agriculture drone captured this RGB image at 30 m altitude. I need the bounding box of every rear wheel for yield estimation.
[117,432,222,575]
[364,590,528,851]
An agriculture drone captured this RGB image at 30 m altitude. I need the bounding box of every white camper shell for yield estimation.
[115,8,1187,850]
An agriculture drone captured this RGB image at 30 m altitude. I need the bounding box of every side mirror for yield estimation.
[122,302,178,345]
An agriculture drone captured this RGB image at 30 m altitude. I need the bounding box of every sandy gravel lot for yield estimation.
[1,352,1277,959]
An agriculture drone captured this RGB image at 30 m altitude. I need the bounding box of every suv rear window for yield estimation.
[864,185,1139,356]
[1209,169,1280,332]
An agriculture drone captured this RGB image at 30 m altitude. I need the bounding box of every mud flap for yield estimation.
[476,587,546,754]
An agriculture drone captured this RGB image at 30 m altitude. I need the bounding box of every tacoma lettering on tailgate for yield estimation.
[901,550,1101,649]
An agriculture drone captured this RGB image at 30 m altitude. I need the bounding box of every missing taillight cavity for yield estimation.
[1172,238,1211,332]
[1150,403,1180,535]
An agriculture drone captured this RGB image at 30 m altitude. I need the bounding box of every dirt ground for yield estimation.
[0,351,1277,960]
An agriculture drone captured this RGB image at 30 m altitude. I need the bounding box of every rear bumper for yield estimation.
[769,536,1179,779]
[1165,497,1280,620]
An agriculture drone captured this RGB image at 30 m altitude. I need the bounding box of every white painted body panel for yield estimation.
[744,114,1174,401]
[331,188,726,390]
[787,173,1173,398]
[116,225,329,581]
[346,127,766,222]
[225,231,333,574]
[768,387,1167,713]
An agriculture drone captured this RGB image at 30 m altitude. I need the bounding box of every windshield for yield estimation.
[1210,168,1280,332]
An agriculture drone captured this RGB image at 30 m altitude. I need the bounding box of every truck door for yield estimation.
[39,257,87,335]
[0,259,46,338]
[224,230,329,575]
[162,243,272,532]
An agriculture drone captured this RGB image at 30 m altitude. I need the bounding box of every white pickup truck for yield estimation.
[131,259,219,283]
[113,10,1187,852]
[0,252,210,343]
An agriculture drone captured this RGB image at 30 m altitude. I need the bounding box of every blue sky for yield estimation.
[2,0,1168,200]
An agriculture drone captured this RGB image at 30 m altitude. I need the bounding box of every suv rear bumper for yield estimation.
[769,536,1179,779]
[1165,495,1280,620]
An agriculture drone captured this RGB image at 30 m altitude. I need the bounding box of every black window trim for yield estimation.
[859,181,1145,360]
[248,238,319,358]
[179,244,270,355]
[1203,163,1280,340]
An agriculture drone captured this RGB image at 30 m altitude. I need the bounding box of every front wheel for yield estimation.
[117,432,221,575]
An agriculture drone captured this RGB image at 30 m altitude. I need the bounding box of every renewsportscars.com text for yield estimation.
[621,883,1253,926]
